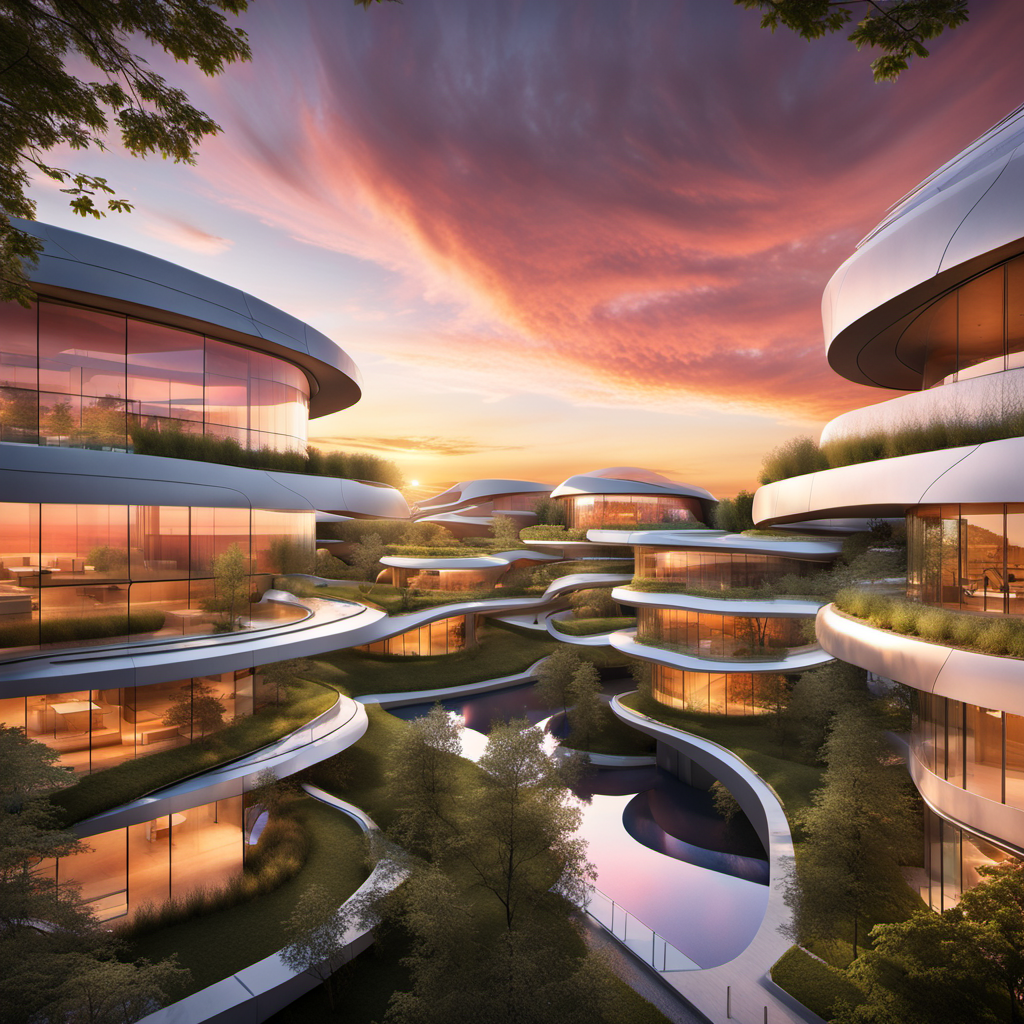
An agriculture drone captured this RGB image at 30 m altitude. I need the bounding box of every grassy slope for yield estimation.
[52,679,338,824]
[552,615,636,636]
[311,622,626,698]
[563,702,656,757]
[125,795,367,994]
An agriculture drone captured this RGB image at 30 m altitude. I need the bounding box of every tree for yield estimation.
[750,672,792,738]
[348,532,386,588]
[463,719,594,930]
[280,883,353,1012]
[384,704,463,858]
[535,644,582,715]
[43,400,75,445]
[566,662,602,750]
[784,705,919,957]
[568,587,617,620]
[488,513,521,550]
[202,542,250,629]
[0,727,188,1023]
[0,1,252,305]
[954,862,1024,1021]
[259,658,313,706]
[47,953,189,1024]
[781,660,868,759]
[532,496,568,528]
[161,679,225,740]
[735,0,970,82]
[712,489,756,532]
[835,912,999,1024]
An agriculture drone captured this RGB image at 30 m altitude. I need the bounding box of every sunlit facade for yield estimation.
[754,107,1024,905]
[1,222,371,922]
[358,614,469,656]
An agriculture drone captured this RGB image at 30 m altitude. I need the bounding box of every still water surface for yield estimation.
[389,679,770,968]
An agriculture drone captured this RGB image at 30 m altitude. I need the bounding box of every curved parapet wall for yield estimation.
[823,105,1024,389]
[15,219,361,416]
[614,587,826,619]
[753,436,1024,527]
[0,443,408,517]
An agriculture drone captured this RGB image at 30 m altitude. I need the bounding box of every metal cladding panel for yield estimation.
[942,144,1024,272]
[825,157,1009,348]
[15,220,361,415]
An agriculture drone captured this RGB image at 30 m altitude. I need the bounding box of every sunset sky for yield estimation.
[28,0,1024,499]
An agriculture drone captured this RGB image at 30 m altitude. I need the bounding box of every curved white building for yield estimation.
[755,105,1024,908]
[0,222,406,921]
[551,467,717,529]
[411,478,552,538]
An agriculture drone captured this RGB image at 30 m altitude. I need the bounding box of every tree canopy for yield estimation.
[0,0,254,305]
[735,1,970,81]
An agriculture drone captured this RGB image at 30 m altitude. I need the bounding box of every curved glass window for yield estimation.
[0,298,310,453]
[635,547,817,589]
[914,693,1024,809]
[358,615,468,656]
[650,663,789,715]
[0,665,291,775]
[562,494,702,529]
[907,504,1024,613]
[637,607,809,661]
[0,502,313,661]
[895,253,1024,389]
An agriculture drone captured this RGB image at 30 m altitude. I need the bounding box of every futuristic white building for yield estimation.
[551,467,717,529]
[0,221,407,920]
[411,478,553,538]
[754,105,1024,909]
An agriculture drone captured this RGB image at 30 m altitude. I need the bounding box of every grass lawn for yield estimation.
[52,678,338,825]
[552,615,635,636]
[124,795,368,994]
[771,946,864,1020]
[309,622,627,699]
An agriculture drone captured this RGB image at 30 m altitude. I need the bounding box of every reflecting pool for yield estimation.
[389,680,771,969]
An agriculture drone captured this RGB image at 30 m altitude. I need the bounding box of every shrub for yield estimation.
[129,423,403,487]
[0,611,166,649]
[759,436,829,484]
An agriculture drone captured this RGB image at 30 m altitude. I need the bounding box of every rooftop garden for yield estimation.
[51,672,337,824]
[550,615,636,636]
[833,588,1024,658]
[129,423,404,487]
[759,407,1024,485]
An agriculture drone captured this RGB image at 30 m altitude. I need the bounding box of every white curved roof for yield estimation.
[551,467,716,503]
[589,528,841,561]
[823,105,1024,388]
[16,220,361,416]
[413,478,551,515]
[613,587,825,618]
[752,435,1024,526]
[381,549,560,570]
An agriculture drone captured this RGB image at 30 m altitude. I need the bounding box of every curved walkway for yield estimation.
[609,695,822,1024]
[76,693,369,836]
[136,785,402,1024]
[545,609,623,647]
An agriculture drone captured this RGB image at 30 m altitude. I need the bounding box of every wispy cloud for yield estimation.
[143,213,232,255]
[310,434,525,457]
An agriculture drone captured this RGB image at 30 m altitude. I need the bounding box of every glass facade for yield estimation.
[0,502,313,660]
[924,807,1017,912]
[635,547,816,589]
[0,298,310,453]
[0,667,290,774]
[893,253,1024,389]
[359,616,468,656]
[391,566,504,592]
[650,663,788,715]
[907,504,1024,613]
[914,693,1024,809]
[636,606,807,661]
[562,494,702,529]
[41,796,245,922]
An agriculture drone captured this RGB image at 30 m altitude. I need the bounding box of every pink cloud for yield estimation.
[188,0,1024,421]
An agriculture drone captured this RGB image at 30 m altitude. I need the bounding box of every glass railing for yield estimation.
[585,885,699,972]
